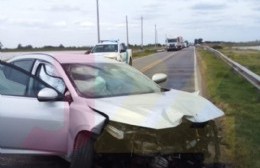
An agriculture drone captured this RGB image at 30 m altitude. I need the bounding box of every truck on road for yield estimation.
[165,36,184,51]
[88,40,133,65]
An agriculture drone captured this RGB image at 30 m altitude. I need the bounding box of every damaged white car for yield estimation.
[0,53,224,168]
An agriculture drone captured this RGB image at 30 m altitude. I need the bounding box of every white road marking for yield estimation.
[194,47,199,92]
[140,54,173,73]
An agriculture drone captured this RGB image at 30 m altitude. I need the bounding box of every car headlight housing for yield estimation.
[104,121,137,140]
[105,124,124,139]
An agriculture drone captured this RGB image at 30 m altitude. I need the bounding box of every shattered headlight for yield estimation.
[104,122,137,140]
[105,124,125,140]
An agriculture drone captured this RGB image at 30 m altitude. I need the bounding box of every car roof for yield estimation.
[96,40,119,45]
[8,53,118,64]
[97,42,118,45]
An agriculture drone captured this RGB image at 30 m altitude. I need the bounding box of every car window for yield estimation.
[92,44,118,53]
[12,59,34,72]
[36,63,66,94]
[166,39,177,43]
[0,61,51,97]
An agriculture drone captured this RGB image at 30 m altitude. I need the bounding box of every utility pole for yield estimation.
[155,24,157,48]
[96,0,100,43]
[141,16,143,50]
[126,15,129,47]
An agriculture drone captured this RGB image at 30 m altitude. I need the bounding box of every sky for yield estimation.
[0,0,260,48]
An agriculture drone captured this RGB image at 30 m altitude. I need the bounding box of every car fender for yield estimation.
[67,100,107,157]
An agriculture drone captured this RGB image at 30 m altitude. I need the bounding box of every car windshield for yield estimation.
[91,44,118,53]
[63,63,161,98]
[167,39,177,43]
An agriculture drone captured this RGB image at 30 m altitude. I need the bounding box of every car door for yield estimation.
[0,61,69,153]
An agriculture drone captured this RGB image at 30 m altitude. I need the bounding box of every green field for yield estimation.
[218,47,260,75]
[197,48,260,168]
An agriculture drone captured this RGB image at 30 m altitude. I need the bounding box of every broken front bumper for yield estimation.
[95,120,216,156]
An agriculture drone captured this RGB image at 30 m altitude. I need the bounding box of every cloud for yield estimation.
[47,5,86,13]
[114,23,125,28]
[129,23,139,28]
[192,3,226,11]
[132,1,166,20]
[0,16,7,22]
[8,18,49,28]
[143,3,163,10]
[53,21,68,27]
[1,0,259,47]
[77,21,95,28]
[253,6,260,11]
[176,17,223,30]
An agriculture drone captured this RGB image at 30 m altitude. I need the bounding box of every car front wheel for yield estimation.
[70,131,95,168]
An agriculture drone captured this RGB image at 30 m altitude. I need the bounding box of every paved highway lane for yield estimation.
[134,47,196,92]
[0,47,198,168]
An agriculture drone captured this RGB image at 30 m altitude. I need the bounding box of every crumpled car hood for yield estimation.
[88,89,224,129]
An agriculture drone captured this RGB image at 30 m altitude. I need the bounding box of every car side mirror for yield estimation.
[85,50,91,54]
[120,49,126,53]
[37,88,59,101]
[152,73,167,84]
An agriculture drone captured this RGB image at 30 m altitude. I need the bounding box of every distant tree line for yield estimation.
[202,40,260,50]
[1,43,92,52]
[204,40,260,46]
[0,42,165,51]
[194,38,203,44]
[17,44,33,50]
[1,39,258,52]
[128,43,163,49]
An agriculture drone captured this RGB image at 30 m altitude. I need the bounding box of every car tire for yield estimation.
[70,131,95,168]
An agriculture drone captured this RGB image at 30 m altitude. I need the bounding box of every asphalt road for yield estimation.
[0,47,198,168]
[134,47,196,92]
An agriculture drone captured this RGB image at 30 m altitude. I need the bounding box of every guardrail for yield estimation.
[206,47,260,90]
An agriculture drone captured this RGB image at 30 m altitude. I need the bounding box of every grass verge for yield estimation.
[219,47,260,75]
[197,48,260,168]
